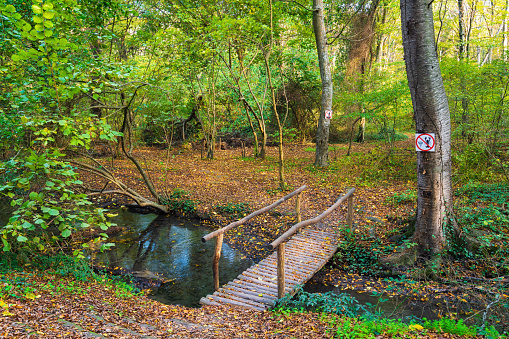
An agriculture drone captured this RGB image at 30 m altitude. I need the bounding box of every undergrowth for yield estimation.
[0,253,142,305]
[161,188,197,214]
[310,146,415,186]
[273,285,378,319]
[214,202,251,218]
[272,285,503,338]
[332,228,395,276]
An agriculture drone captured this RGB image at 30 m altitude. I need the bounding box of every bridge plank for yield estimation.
[200,228,340,310]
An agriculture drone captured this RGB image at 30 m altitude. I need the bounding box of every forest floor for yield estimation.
[1,137,508,337]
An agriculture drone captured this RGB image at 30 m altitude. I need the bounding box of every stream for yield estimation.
[92,209,253,307]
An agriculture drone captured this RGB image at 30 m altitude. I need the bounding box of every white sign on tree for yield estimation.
[415,133,435,152]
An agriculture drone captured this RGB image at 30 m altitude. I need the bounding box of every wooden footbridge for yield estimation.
[200,185,355,311]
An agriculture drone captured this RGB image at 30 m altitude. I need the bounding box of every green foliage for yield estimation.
[161,189,197,214]
[317,146,415,186]
[422,318,476,336]
[0,253,142,300]
[386,190,417,205]
[327,317,412,339]
[334,232,394,275]
[0,116,117,256]
[214,202,251,218]
[304,145,347,152]
[456,182,509,204]
[323,315,502,339]
[273,285,378,319]
[364,128,408,142]
[452,144,499,183]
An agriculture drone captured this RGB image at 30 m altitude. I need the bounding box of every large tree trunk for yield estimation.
[401,0,454,255]
[313,0,332,167]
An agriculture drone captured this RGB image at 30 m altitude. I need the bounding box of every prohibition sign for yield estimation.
[415,133,435,152]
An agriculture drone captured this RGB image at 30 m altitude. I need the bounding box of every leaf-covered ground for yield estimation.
[0,270,491,338]
[2,139,507,337]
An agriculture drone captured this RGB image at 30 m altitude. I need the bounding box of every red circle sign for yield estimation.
[416,133,435,151]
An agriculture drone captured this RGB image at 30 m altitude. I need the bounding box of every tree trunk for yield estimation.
[400,0,454,255]
[458,0,465,60]
[313,0,332,167]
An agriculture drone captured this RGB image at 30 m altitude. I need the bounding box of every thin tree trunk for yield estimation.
[265,0,287,190]
[400,0,454,255]
[313,0,332,167]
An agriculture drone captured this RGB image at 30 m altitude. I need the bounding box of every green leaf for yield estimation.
[61,229,71,238]
[48,208,59,216]
[11,54,20,62]
[5,5,16,12]
[17,235,28,242]
[32,5,43,14]
[42,3,54,10]
[3,242,11,252]
[21,222,33,229]
[33,16,42,23]
[44,30,53,37]
[43,21,53,28]
[29,191,38,200]
[43,11,55,19]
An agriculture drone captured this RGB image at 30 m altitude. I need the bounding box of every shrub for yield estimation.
[214,202,251,218]
[161,189,197,214]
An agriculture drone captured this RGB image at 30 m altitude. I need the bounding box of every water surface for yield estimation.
[93,209,253,307]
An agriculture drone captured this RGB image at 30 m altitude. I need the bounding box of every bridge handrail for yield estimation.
[271,187,355,298]
[270,187,355,250]
[203,184,307,291]
[201,185,307,243]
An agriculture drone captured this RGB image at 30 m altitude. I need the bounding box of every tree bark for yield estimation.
[313,0,332,167]
[400,0,454,255]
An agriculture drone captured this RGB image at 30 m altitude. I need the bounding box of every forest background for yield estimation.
[1,0,509,336]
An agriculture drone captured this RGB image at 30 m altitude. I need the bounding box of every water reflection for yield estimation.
[305,281,438,321]
[93,209,253,307]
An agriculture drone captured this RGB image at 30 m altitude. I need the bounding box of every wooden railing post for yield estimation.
[347,193,354,236]
[277,243,285,299]
[295,192,302,223]
[213,233,224,291]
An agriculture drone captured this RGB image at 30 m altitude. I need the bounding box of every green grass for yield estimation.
[0,253,142,301]
[304,145,348,152]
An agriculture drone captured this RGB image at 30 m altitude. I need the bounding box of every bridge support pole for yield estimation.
[277,243,285,299]
[347,194,354,236]
[295,192,302,223]
[213,233,224,291]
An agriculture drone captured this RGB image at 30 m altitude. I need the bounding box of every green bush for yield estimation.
[214,202,251,218]
[161,189,197,214]
[386,190,417,205]
[456,182,509,204]
[333,231,394,275]
[273,285,378,319]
